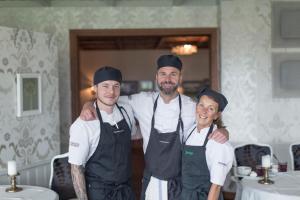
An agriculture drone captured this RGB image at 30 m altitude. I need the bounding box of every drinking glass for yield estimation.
[278,162,288,172]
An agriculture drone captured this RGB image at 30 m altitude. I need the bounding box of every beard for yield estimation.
[158,80,179,95]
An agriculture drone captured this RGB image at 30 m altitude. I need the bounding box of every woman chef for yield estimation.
[181,87,234,200]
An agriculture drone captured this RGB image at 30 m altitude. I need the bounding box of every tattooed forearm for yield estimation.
[71,164,88,200]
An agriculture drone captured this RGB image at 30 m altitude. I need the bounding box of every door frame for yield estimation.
[70,28,220,122]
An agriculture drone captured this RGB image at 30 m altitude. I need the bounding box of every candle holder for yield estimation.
[5,173,23,192]
[258,167,274,185]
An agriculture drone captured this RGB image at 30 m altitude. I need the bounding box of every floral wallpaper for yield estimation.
[0,0,299,157]
[221,0,300,144]
[0,27,60,171]
[0,6,218,152]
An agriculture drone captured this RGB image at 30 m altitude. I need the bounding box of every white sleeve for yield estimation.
[119,92,153,116]
[118,95,130,104]
[207,141,234,186]
[68,119,90,166]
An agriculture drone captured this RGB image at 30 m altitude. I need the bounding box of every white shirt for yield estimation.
[185,125,234,186]
[68,102,136,166]
[119,91,196,200]
[119,91,196,152]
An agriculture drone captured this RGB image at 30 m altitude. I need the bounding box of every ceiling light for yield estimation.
[171,44,198,55]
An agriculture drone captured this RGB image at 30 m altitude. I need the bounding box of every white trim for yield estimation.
[49,153,69,188]
[289,142,300,171]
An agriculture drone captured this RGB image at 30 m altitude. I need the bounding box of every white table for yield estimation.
[0,185,59,200]
[235,171,300,200]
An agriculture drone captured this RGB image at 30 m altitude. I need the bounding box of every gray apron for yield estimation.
[141,95,183,200]
[181,124,223,200]
[85,103,134,200]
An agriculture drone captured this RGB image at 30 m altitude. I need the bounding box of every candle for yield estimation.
[7,161,17,176]
[262,155,271,168]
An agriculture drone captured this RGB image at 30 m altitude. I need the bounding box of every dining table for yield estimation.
[0,185,59,200]
[235,171,300,200]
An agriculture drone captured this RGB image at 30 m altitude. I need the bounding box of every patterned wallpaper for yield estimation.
[0,0,299,156]
[0,6,218,152]
[0,26,60,171]
[221,0,300,144]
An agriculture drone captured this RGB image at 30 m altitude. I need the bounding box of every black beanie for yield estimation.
[93,66,122,85]
[157,54,182,71]
[196,86,228,112]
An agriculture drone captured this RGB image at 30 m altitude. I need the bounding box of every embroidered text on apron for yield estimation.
[85,103,134,200]
[141,95,183,200]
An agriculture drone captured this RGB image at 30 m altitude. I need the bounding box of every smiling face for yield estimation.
[94,80,120,108]
[156,66,182,96]
[196,95,221,130]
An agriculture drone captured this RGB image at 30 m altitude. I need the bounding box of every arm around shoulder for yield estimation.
[209,127,229,143]
[80,100,96,121]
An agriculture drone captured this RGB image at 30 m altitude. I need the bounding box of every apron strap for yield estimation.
[177,95,184,142]
[151,94,183,135]
[116,103,132,131]
[167,176,182,199]
[183,124,214,146]
[89,180,133,200]
[184,186,209,200]
[151,95,159,128]
[96,102,129,130]
[183,126,197,145]
[107,183,132,200]
[95,101,104,124]
[203,124,214,147]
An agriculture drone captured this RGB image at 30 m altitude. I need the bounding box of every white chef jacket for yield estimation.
[185,125,234,186]
[119,91,196,200]
[68,102,136,166]
[119,91,196,152]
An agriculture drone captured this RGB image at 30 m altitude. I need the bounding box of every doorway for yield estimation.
[69,28,220,198]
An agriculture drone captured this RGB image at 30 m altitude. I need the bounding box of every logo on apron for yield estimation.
[184,150,194,156]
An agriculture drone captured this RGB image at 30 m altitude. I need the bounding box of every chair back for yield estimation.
[49,153,77,200]
[290,143,300,170]
[234,143,272,170]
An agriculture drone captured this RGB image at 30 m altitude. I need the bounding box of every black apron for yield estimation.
[181,124,223,200]
[85,103,134,200]
[141,95,183,200]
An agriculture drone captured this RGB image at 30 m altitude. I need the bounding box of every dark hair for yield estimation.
[214,117,226,129]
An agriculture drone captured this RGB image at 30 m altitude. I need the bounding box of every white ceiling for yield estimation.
[0,0,220,7]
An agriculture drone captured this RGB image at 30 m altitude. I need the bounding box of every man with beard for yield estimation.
[80,55,228,200]
[69,66,136,200]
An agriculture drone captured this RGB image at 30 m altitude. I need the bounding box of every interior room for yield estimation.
[0,0,300,200]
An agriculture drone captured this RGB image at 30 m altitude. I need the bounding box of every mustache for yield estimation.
[161,81,175,85]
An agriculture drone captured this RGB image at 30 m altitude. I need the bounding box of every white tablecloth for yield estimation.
[236,171,300,200]
[0,185,59,200]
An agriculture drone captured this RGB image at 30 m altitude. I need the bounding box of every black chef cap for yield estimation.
[93,66,122,85]
[196,86,228,112]
[157,54,182,71]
